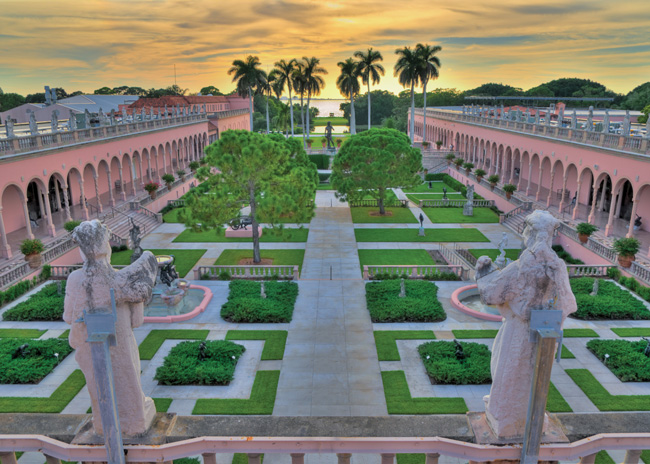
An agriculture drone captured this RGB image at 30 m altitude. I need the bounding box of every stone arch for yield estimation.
[1,183,30,247]
[122,153,136,196]
[96,159,111,208]
[630,183,650,234]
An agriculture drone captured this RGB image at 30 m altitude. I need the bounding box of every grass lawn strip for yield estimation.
[215,249,305,273]
[381,370,468,414]
[163,207,185,223]
[0,370,85,413]
[566,369,650,411]
[548,382,573,412]
[0,329,46,338]
[225,330,287,360]
[174,228,309,243]
[354,228,489,243]
[452,330,498,339]
[58,329,70,339]
[111,249,207,278]
[611,328,650,337]
[402,182,451,194]
[374,331,435,361]
[564,328,600,337]
[469,249,521,261]
[350,207,417,224]
[422,207,499,224]
[358,250,434,272]
[138,329,210,360]
[193,370,279,415]
[561,345,575,359]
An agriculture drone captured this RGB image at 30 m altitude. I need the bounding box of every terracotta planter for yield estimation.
[166,183,173,190]
[25,253,42,269]
[149,190,157,200]
[477,176,483,183]
[490,183,496,190]
[506,191,513,200]
[578,233,589,244]
[618,255,635,268]
[466,169,471,175]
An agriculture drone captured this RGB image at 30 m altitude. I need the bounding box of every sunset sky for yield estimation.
[1,0,649,98]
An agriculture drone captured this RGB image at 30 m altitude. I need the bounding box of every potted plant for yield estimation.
[64,220,81,233]
[435,140,443,149]
[21,238,44,269]
[454,158,464,170]
[488,174,500,189]
[176,169,186,182]
[422,141,430,148]
[321,137,328,148]
[576,222,598,244]
[144,181,160,199]
[463,162,474,175]
[306,138,313,149]
[445,153,455,165]
[613,237,640,268]
[189,161,200,173]
[336,138,342,148]
[475,169,486,182]
[162,173,175,189]
[502,183,517,200]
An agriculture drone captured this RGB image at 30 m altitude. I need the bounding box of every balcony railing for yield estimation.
[194,265,300,280]
[362,264,467,280]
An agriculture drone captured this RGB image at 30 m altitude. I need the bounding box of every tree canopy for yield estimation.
[199,86,223,96]
[330,128,422,215]
[184,131,317,263]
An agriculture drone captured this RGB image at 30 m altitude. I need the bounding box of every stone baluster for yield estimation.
[202,453,217,464]
[290,453,305,464]
[381,454,395,464]
[247,454,261,464]
[0,453,18,464]
[425,454,440,464]
[624,450,642,464]
[337,454,351,464]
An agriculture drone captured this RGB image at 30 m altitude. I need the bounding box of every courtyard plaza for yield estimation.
[2,189,650,464]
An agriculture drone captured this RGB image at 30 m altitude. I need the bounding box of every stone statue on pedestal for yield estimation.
[84,110,91,128]
[5,118,15,138]
[63,220,158,436]
[27,111,38,135]
[129,218,143,263]
[51,110,59,133]
[69,110,77,131]
[463,184,474,216]
[475,210,576,440]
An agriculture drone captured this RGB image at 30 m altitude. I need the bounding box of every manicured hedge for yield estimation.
[418,340,491,385]
[0,266,52,307]
[309,154,330,169]
[3,282,65,321]
[220,280,299,323]
[587,339,650,382]
[365,280,446,322]
[570,278,650,320]
[0,338,73,384]
[552,245,584,265]
[154,340,245,385]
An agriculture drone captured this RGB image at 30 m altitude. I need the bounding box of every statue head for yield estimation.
[521,210,558,251]
[72,220,112,264]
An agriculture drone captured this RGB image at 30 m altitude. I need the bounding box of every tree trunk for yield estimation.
[409,82,415,143]
[248,87,254,131]
[300,94,306,148]
[378,188,385,215]
[306,92,311,139]
[350,87,356,135]
[249,189,261,263]
[367,81,371,129]
[422,81,427,142]
[288,87,295,137]
[265,94,270,134]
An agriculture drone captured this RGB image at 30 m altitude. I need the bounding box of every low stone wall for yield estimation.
[445,169,517,214]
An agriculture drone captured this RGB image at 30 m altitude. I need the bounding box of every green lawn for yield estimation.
[139,329,210,360]
[469,249,521,261]
[406,193,465,203]
[422,207,500,224]
[215,249,306,272]
[403,182,453,194]
[611,328,650,337]
[163,207,185,223]
[174,228,309,243]
[350,207,417,223]
[0,329,46,338]
[374,331,435,361]
[566,369,650,411]
[317,184,334,190]
[193,370,279,415]
[111,249,206,278]
[225,330,288,360]
[561,345,575,359]
[452,329,498,339]
[314,116,348,125]
[354,228,489,243]
[564,328,600,338]
[0,370,85,413]
[381,371,468,414]
[358,250,434,272]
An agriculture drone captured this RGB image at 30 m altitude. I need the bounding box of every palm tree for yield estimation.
[228,55,266,131]
[336,58,361,135]
[301,57,327,141]
[354,47,385,130]
[394,47,422,143]
[261,70,280,133]
[416,44,442,143]
[273,59,297,137]
[274,103,291,137]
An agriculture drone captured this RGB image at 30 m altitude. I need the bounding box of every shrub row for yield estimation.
[309,154,330,170]
[418,340,491,385]
[423,173,483,199]
[3,281,65,321]
[0,266,52,307]
[551,245,584,265]
[606,268,650,304]
[587,339,650,382]
[0,338,73,384]
[570,277,650,320]
[220,280,299,323]
[318,173,331,183]
[154,340,245,385]
[365,280,446,322]
[370,272,461,281]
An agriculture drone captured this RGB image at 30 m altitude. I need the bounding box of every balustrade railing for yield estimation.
[438,244,474,280]
[566,264,616,277]
[50,264,82,279]
[362,265,466,280]
[629,261,650,286]
[194,265,299,280]
[419,199,494,208]
[0,262,31,289]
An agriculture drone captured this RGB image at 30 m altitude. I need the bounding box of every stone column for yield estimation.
[53,179,62,213]
[525,162,534,196]
[558,174,569,212]
[572,180,582,220]
[0,207,13,259]
[588,179,600,223]
[605,188,619,236]
[626,191,640,238]
[22,198,35,239]
[106,171,115,207]
[599,183,608,212]
[495,149,501,178]
[42,191,56,236]
[61,182,72,222]
[154,155,160,180]
[546,168,556,207]
[93,175,103,213]
[118,167,127,201]
[146,155,153,182]
[535,165,544,201]
[131,161,138,196]
[138,158,145,188]
[78,180,89,220]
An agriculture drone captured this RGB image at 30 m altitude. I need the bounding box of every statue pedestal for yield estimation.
[72,413,177,445]
[463,204,474,216]
[225,226,263,238]
[418,226,425,236]
[466,411,568,445]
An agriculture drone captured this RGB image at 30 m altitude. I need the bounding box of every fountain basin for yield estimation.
[144,284,213,323]
[451,284,503,322]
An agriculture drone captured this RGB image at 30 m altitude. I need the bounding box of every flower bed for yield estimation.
[570,278,650,320]
[418,340,491,385]
[365,280,446,322]
[587,339,650,382]
[2,282,65,321]
[0,338,73,384]
[154,340,245,386]
[220,280,299,323]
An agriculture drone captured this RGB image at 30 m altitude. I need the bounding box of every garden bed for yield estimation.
[570,278,650,320]
[0,338,73,384]
[2,282,65,322]
[350,207,417,223]
[365,280,446,322]
[421,207,499,224]
[418,340,491,385]
[111,249,207,278]
[154,340,245,386]
[552,245,584,265]
[174,228,309,243]
[587,339,650,382]
[221,280,299,323]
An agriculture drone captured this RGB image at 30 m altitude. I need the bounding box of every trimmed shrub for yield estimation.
[570,278,650,320]
[318,173,331,183]
[3,282,66,321]
[0,338,73,384]
[607,267,622,281]
[308,154,330,169]
[154,340,245,385]
[365,280,446,322]
[64,220,81,232]
[0,266,51,307]
[220,280,298,323]
[418,340,491,385]
[551,245,584,265]
[587,339,650,382]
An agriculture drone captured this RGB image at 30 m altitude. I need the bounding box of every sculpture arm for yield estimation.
[113,251,158,304]
[475,256,519,306]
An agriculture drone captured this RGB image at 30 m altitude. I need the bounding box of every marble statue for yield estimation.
[51,110,59,133]
[602,110,610,134]
[475,210,577,439]
[129,218,143,263]
[325,122,334,149]
[68,110,77,131]
[84,110,91,128]
[63,220,158,436]
[495,232,508,269]
[5,118,15,138]
[121,108,127,124]
[587,106,594,131]
[463,184,474,216]
[28,111,38,135]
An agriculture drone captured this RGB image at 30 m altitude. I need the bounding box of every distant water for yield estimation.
[283,98,347,117]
